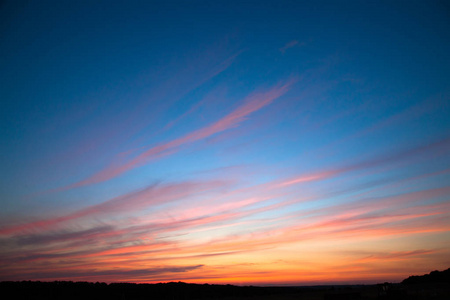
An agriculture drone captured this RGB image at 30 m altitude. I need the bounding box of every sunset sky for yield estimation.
[1,0,450,285]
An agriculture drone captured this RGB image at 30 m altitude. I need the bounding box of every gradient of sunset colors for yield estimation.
[1,0,450,285]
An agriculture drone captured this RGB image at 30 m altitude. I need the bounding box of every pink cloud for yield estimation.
[187,187,450,254]
[2,186,448,283]
[280,40,303,53]
[44,49,241,179]
[0,180,230,235]
[273,136,450,194]
[68,80,295,188]
[276,170,339,187]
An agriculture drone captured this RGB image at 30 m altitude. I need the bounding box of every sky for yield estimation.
[1,0,450,285]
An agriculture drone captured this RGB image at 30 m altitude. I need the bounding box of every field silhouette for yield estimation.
[1,268,449,300]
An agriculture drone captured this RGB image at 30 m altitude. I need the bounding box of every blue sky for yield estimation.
[1,0,449,284]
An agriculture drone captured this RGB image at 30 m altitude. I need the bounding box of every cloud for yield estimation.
[2,185,448,283]
[354,249,436,263]
[0,179,231,235]
[69,80,295,188]
[280,40,303,53]
[274,135,450,190]
[15,225,115,246]
[2,135,448,283]
[1,265,204,282]
[182,187,450,256]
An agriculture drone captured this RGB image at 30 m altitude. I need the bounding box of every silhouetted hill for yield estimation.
[401,268,450,285]
[0,281,303,300]
[2,269,450,300]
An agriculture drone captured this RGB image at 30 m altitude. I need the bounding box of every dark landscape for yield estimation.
[2,268,449,300]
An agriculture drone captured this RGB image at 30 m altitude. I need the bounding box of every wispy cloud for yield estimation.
[1,184,448,283]
[0,179,231,235]
[67,81,295,188]
[354,249,437,263]
[280,40,303,53]
[1,264,204,282]
[1,101,448,284]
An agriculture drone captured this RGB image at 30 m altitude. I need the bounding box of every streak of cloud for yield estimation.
[67,81,295,189]
[0,180,231,235]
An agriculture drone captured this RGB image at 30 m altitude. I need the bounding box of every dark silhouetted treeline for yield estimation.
[402,268,450,285]
[2,268,450,300]
[0,281,303,300]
